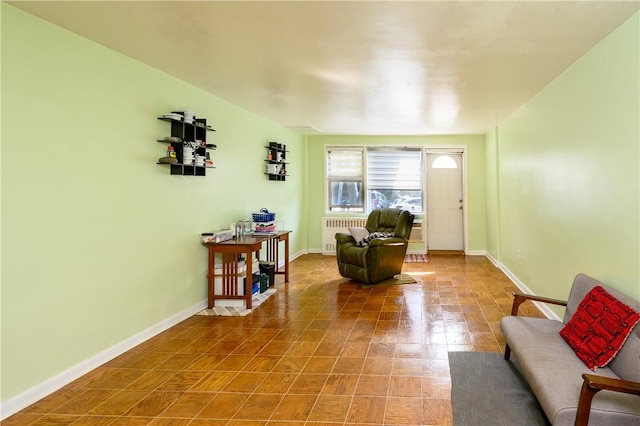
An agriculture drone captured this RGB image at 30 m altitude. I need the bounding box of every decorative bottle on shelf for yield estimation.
[167,146,176,158]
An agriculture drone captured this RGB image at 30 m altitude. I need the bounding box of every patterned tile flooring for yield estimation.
[3,253,544,426]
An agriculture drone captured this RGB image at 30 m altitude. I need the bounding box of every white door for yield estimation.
[426,153,464,250]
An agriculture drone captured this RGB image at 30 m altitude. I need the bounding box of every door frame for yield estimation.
[424,146,468,253]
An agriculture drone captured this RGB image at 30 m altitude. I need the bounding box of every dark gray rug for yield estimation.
[449,351,550,426]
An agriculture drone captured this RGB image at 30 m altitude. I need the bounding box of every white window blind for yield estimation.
[327,148,364,212]
[327,148,364,178]
[367,148,422,189]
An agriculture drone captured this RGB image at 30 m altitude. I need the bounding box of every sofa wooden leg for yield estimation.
[504,344,511,360]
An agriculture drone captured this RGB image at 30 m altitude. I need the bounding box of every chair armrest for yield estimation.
[335,233,356,244]
[509,292,567,316]
[368,237,408,247]
[575,374,640,426]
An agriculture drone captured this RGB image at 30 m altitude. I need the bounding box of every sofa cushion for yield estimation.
[563,274,640,382]
[559,285,640,370]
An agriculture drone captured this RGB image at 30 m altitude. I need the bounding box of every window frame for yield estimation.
[325,146,424,214]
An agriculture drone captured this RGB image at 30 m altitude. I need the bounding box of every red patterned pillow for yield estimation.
[560,285,640,370]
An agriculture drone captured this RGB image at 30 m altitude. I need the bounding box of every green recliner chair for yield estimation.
[335,208,415,284]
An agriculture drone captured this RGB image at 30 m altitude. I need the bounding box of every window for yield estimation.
[431,155,458,169]
[327,148,364,212]
[326,146,423,213]
[367,148,423,213]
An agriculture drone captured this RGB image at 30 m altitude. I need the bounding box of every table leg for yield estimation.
[283,234,289,282]
[245,250,253,309]
[208,246,215,308]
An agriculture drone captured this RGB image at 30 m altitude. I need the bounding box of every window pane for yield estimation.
[368,189,389,210]
[327,148,364,212]
[330,180,363,211]
[432,155,458,169]
[388,191,423,212]
[367,148,423,213]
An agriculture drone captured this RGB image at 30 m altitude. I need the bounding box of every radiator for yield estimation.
[322,217,424,255]
[410,219,424,243]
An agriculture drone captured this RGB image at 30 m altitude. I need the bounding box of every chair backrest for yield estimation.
[365,208,415,240]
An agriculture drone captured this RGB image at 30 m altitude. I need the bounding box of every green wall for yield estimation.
[490,12,639,306]
[1,5,304,402]
[305,135,487,253]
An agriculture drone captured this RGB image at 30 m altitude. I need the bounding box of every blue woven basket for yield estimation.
[252,208,276,222]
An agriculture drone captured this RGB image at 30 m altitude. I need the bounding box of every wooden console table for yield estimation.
[203,231,290,309]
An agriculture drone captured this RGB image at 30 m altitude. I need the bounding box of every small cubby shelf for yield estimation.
[156,113,216,176]
[265,142,289,181]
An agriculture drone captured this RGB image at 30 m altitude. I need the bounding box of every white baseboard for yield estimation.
[495,261,561,321]
[464,250,486,256]
[406,250,428,255]
[289,249,309,260]
[485,252,499,267]
[0,299,207,420]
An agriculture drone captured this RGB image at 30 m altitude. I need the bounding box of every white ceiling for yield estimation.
[10,1,640,135]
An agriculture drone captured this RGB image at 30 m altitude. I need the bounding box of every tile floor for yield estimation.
[3,253,544,426]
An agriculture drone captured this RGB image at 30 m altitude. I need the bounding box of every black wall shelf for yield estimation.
[265,142,288,181]
[156,113,215,176]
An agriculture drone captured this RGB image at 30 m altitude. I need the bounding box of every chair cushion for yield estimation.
[559,285,640,370]
[348,226,370,245]
[356,231,396,247]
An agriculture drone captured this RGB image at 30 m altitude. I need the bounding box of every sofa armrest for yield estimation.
[504,292,569,360]
[509,292,567,316]
[575,374,640,426]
